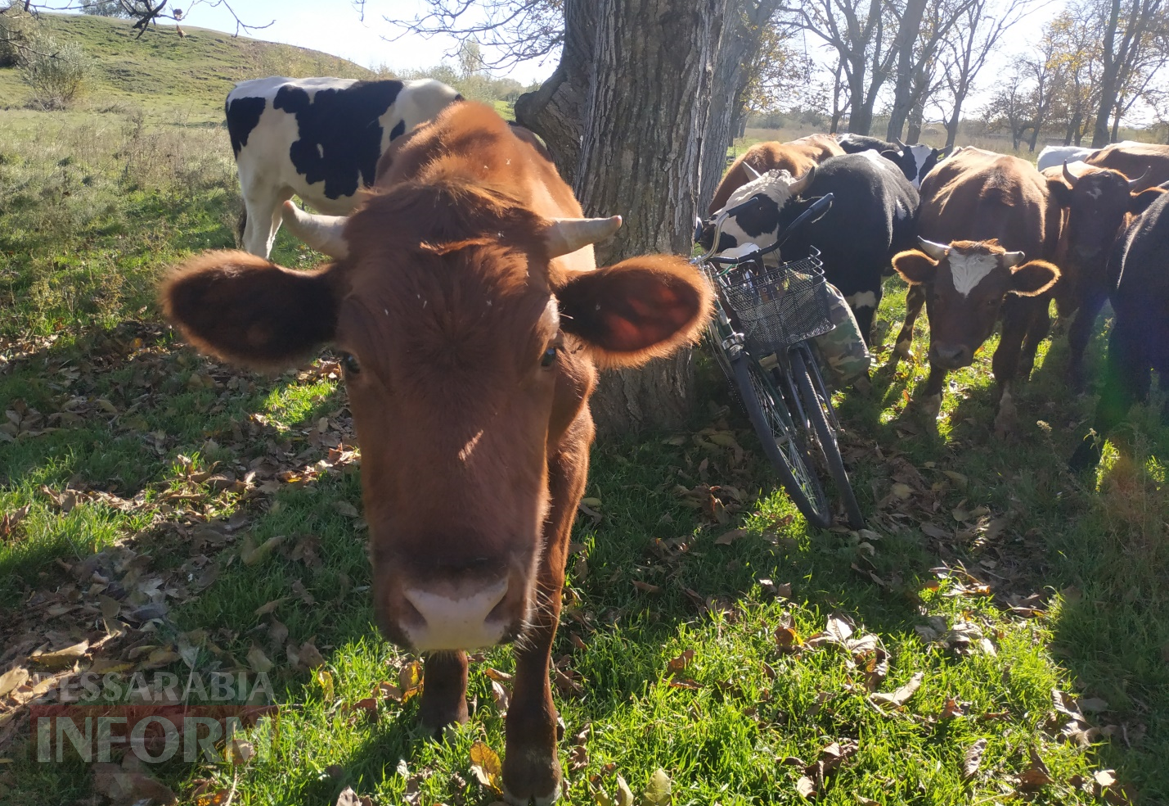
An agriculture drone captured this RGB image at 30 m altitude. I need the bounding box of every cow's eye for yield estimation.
[540,346,558,367]
[341,352,361,375]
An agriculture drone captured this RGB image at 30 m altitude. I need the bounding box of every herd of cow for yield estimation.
[158,76,1166,804]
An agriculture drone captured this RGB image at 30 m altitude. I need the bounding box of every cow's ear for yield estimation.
[1047,177,1073,207]
[162,251,338,370]
[557,255,712,368]
[1009,260,1060,297]
[892,249,937,285]
[1130,187,1165,215]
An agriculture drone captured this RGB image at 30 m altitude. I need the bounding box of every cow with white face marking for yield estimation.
[892,147,1063,435]
[226,76,461,257]
[698,151,919,344]
[836,133,950,189]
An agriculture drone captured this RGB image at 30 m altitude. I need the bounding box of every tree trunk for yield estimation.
[513,0,597,184]
[886,0,928,141]
[1091,0,1124,147]
[906,95,925,143]
[575,0,721,436]
[846,61,873,134]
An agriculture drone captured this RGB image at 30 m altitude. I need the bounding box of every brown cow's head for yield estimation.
[162,181,711,653]
[1047,164,1164,270]
[893,238,1059,369]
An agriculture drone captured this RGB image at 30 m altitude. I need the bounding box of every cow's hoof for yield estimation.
[993,396,1017,439]
[895,338,913,358]
[921,394,942,422]
[502,781,561,806]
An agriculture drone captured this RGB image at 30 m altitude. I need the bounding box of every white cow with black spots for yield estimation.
[225,76,460,257]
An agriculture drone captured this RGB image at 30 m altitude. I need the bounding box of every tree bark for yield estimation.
[697,1,779,213]
[575,0,721,436]
[513,0,597,184]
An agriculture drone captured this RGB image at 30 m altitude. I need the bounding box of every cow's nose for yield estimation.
[401,578,510,651]
[933,343,970,368]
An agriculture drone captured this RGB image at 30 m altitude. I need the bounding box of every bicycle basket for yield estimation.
[720,248,833,352]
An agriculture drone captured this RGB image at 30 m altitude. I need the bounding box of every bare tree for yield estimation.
[1091,0,1167,146]
[787,0,899,134]
[933,0,1033,149]
[377,0,562,68]
[1044,6,1103,145]
[983,58,1038,149]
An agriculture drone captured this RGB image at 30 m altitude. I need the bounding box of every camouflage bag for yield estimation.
[811,282,871,386]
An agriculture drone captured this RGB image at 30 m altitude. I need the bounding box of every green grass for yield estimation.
[0,45,1166,806]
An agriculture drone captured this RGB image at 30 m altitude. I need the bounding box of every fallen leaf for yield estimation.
[870,671,924,707]
[92,762,177,805]
[643,768,671,806]
[246,645,273,674]
[30,640,89,669]
[470,741,503,794]
[796,775,817,799]
[962,738,987,779]
[335,785,375,806]
[615,775,635,806]
[0,668,29,698]
[715,528,748,546]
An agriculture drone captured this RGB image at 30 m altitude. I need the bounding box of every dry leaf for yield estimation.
[643,768,672,806]
[870,671,924,707]
[796,775,817,799]
[0,668,29,698]
[470,741,503,793]
[962,738,987,779]
[246,645,273,674]
[335,785,375,806]
[31,640,89,669]
[715,528,748,546]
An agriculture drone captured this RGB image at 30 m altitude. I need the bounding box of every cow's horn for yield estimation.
[743,162,763,180]
[789,166,816,196]
[281,201,349,259]
[544,215,623,258]
[1128,167,1150,189]
[894,136,908,150]
[916,237,950,260]
[1062,161,1079,188]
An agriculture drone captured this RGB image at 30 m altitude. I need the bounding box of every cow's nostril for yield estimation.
[401,578,510,651]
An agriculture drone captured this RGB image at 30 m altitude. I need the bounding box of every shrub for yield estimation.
[20,34,92,110]
[0,4,34,68]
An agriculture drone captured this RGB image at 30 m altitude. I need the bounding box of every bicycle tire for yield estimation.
[790,347,866,529]
[730,352,833,529]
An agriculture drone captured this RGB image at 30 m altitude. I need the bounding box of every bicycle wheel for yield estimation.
[790,346,865,529]
[731,352,833,529]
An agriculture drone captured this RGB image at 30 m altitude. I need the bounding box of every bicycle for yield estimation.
[694,192,865,530]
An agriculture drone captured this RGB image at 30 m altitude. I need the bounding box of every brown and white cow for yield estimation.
[891,147,1061,433]
[1045,163,1166,389]
[1083,141,1169,190]
[161,101,711,805]
[707,134,845,215]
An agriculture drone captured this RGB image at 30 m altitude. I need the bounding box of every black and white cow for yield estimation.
[836,133,948,189]
[699,151,920,343]
[225,76,461,257]
[1070,192,1168,471]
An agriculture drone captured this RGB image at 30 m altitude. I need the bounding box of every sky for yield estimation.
[103,0,1160,127]
[179,0,554,83]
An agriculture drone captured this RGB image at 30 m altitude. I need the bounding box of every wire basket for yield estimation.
[719,248,832,352]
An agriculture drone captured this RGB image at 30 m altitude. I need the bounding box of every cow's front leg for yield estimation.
[502,591,562,806]
[920,364,948,423]
[502,437,587,805]
[891,284,926,363]
[418,651,469,733]
[992,308,1031,437]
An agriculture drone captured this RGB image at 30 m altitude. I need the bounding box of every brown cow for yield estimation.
[1045,163,1166,389]
[708,133,844,214]
[891,147,1061,434]
[161,101,711,805]
[1084,141,1169,190]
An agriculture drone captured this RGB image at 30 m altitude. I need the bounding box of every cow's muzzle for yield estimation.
[930,342,973,369]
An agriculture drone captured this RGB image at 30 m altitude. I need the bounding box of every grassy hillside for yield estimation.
[0,12,374,120]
